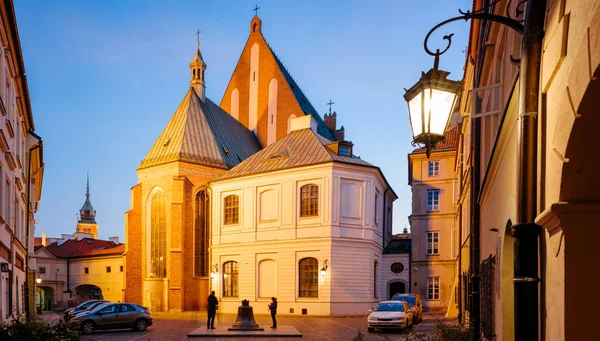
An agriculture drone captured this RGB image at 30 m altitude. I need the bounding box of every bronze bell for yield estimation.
[228,299,264,331]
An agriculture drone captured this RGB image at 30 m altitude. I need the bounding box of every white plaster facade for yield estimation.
[210,160,395,315]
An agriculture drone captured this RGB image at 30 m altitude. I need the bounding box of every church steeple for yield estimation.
[79,173,96,224]
[190,30,207,102]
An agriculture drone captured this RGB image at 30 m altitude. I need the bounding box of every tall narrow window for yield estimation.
[428,277,440,300]
[374,261,378,298]
[194,190,210,276]
[374,191,379,225]
[223,195,239,225]
[428,161,440,176]
[427,232,439,255]
[300,185,319,217]
[223,261,239,297]
[150,191,167,278]
[427,190,440,211]
[298,257,318,297]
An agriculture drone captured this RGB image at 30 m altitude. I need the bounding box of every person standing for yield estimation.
[207,291,218,329]
[268,297,278,329]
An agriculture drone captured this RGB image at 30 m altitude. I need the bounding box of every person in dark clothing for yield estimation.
[268,297,278,329]
[207,291,218,329]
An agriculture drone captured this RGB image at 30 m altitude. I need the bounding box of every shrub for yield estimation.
[0,317,85,341]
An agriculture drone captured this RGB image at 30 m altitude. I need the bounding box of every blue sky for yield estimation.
[14,0,471,240]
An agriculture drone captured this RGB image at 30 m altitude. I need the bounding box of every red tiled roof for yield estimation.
[43,238,125,259]
[34,237,43,247]
[411,126,460,154]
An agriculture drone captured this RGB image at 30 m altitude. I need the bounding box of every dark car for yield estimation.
[69,302,153,334]
[391,293,423,324]
[64,300,108,321]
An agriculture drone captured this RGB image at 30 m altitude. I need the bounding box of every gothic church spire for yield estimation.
[190,30,207,102]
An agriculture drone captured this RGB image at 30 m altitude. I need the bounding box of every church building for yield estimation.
[124,15,399,315]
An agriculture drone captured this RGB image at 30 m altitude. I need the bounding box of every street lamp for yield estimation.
[403,52,461,158]
[36,277,42,284]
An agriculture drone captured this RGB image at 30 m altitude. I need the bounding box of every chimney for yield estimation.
[324,112,337,131]
[42,232,47,246]
[290,115,317,134]
[332,125,345,141]
[109,236,120,245]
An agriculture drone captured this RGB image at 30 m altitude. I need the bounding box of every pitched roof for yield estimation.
[215,128,374,181]
[140,88,261,170]
[267,45,336,141]
[383,237,411,254]
[411,126,460,154]
[43,238,125,259]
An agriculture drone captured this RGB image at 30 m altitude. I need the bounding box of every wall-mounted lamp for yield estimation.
[320,259,329,277]
[0,262,10,272]
[36,277,42,284]
[210,264,218,279]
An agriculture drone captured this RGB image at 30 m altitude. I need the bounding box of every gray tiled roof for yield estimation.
[268,45,336,141]
[215,128,374,181]
[383,238,411,254]
[140,88,261,170]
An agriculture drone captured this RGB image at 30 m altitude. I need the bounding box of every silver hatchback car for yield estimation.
[69,302,153,334]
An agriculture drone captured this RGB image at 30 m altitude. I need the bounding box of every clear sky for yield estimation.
[14,0,471,240]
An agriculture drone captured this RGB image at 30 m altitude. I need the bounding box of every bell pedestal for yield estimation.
[228,299,264,331]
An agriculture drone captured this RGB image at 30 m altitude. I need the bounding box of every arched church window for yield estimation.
[223,261,239,297]
[300,185,319,217]
[224,195,239,225]
[150,191,167,278]
[298,257,318,297]
[194,190,209,277]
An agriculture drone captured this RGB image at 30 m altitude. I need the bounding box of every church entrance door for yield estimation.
[389,281,406,299]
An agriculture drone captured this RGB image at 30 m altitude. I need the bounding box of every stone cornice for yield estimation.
[536,201,600,235]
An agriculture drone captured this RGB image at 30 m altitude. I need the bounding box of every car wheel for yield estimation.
[368,328,374,333]
[81,321,95,334]
[134,318,148,331]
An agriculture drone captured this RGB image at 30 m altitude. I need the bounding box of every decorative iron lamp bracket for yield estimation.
[407,0,527,158]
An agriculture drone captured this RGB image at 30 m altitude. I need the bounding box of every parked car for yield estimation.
[64,300,108,321]
[391,293,423,324]
[367,301,413,332]
[69,302,153,334]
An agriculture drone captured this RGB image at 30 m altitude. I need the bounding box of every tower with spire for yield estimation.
[190,31,207,102]
[75,174,98,239]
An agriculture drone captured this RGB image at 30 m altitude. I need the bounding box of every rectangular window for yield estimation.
[106,266,111,273]
[428,161,440,176]
[5,181,10,228]
[427,189,440,211]
[120,266,123,272]
[223,195,239,225]
[300,184,319,217]
[374,191,379,225]
[428,277,440,300]
[39,267,46,274]
[84,267,89,274]
[427,232,439,255]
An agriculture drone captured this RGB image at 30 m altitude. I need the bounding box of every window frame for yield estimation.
[427,231,439,255]
[427,189,440,211]
[427,276,440,300]
[84,267,89,274]
[39,267,46,274]
[298,257,318,298]
[428,161,440,177]
[223,195,239,225]
[223,261,239,297]
[106,266,111,273]
[300,184,319,218]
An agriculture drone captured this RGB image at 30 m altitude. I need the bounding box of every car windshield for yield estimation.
[393,296,416,306]
[374,303,404,312]
[76,301,95,309]
[88,303,109,313]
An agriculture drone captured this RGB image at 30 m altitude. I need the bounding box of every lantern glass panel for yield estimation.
[408,91,424,138]
[425,88,457,136]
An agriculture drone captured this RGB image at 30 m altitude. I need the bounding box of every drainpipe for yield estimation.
[457,203,462,322]
[24,130,42,321]
[512,1,546,340]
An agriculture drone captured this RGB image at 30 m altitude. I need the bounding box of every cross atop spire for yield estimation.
[327,99,335,114]
[196,29,201,48]
[253,4,260,16]
[86,172,90,198]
